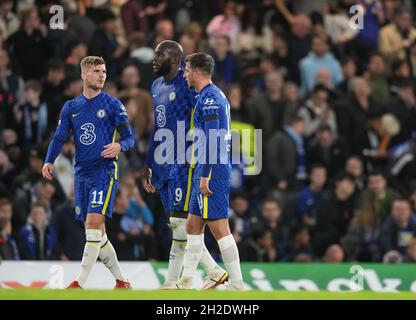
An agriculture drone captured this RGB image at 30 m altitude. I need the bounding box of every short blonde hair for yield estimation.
[80,56,105,72]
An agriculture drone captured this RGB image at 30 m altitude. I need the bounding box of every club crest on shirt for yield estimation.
[169,92,176,101]
[97,109,106,118]
[75,206,81,215]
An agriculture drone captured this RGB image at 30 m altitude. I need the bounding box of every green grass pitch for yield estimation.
[0,289,415,300]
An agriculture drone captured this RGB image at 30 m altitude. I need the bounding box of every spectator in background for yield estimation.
[126,33,154,90]
[7,6,51,80]
[298,84,337,139]
[270,34,290,79]
[122,175,155,233]
[179,33,197,57]
[365,53,390,107]
[322,244,344,263]
[225,83,248,123]
[15,80,48,146]
[142,0,167,32]
[210,35,240,86]
[117,64,151,103]
[283,224,314,262]
[53,140,75,199]
[314,173,357,256]
[380,198,416,256]
[18,202,62,260]
[248,70,295,142]
[1,129,21,175]
[60,76,83,103]
[0,0,20,40]
[0,49,24,131]
[403,238,416,262]
[229,191,254,245]
[13,176,62,232]
[298,35,343,97]
[295,164,327,227]
[12,146,44,196]
[267,115,306,192]
[389,58,411,90]
[354,0,384,53]
[184,22,206,53]
[206,0,240,53]
[386,79,416,144]
[382,249,403,263]
[379,5,416,77]
[52,185,84,260]
[323,1,359,47]
[257,198,289,255]
[352,112,401,171]
[106,186,157,261]
[42,58,65,129]
[388,133,416,196]
[0,149,16,187]
[361,170,400,223]
[88,10,126,78]
[0,216,19,260]
[238,3,274,55]
[65,40,87,78]
[239,226,277,262]
[124,96,152,170]
[152,18,174,47]
[307,124,349,178]
[0,197,12,220]
[283,81,301,111]
[342,196,382,262]
[284,14,312,84]
[120,0,149,36]
[334,77,380,147]
[337,56,357,95]
[345,155,366,192]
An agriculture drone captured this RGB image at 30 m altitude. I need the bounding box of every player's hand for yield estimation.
[200,177,213,197]
[101,143,121,158]
[42,163,54,181]
[142,166,156,193]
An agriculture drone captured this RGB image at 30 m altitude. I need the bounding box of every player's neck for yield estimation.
[83,87,101,100]
[194,79,212,93]
[163,68,180,82]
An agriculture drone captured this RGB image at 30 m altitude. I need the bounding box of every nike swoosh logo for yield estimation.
[72,113,80,117]
[173,202,181,206]
[91,204,100,208]
[152,94,158,97]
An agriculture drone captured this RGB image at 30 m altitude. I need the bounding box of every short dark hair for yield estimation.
[335,172,356,184]
[368,169,385,179]
[312,84,329,95]
[24,80,42,93]
[287,114,304,126]
[309,163,327,174]
[47,57,65,71]
[185,52,215,76]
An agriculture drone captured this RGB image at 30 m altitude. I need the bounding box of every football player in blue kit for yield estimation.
[177,52,244,290]
[142,40,228,289]
[42,56,134,289]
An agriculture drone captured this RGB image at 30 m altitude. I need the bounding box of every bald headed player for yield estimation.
[143,40,228,289]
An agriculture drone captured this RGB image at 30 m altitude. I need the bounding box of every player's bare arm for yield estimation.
[42,163,54,180]
[101,142,121,158]
[200,177,213,196]
[142,166,156,193]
